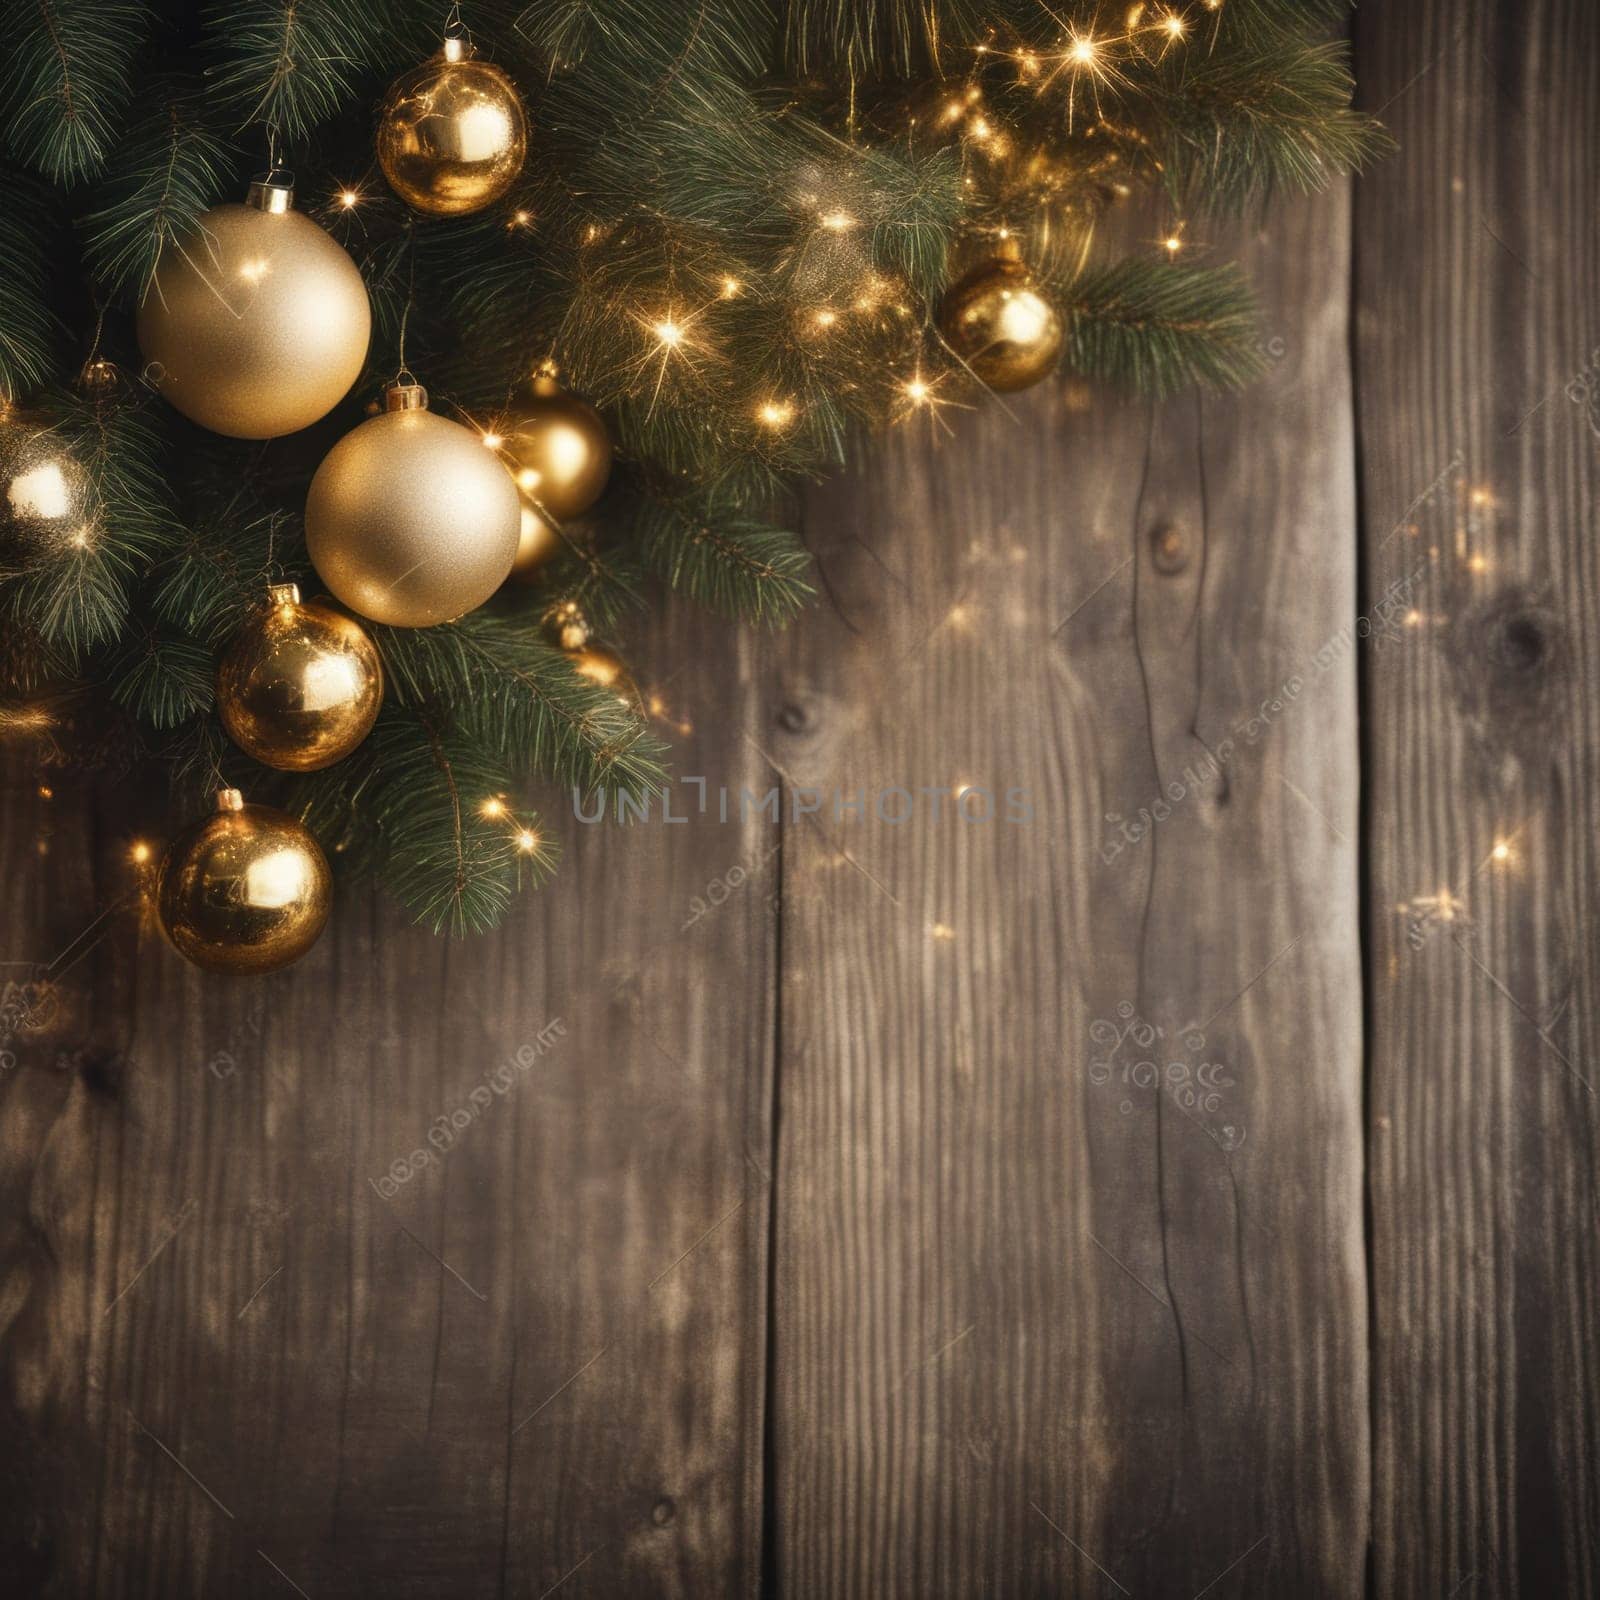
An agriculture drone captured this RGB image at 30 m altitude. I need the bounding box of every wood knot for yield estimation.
[77,1047,122,1100]
[1149,523,1189,576]
[651,1497,676,1526]
[1447,591,1566,761]
[1490,608,1554,676]
[777,702,812,734]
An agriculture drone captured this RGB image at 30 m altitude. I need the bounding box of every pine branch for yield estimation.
[1054,256,1265,396]
[204,0,402,141]
[526,518,648,636]
[150,499,290,642]
[372,609,670,805]
[0,0,146,182]
[637,496,813,624]
[0,390,182,658]
[1155,34,1392,207]
[782,0,982,77]
[351,710,557,936]
[164,710,233,811]
[517,0,772,82]
[0,168,55,400]
[109,623,213,727]
[79,90,234,298]
[1210,0,1355,51]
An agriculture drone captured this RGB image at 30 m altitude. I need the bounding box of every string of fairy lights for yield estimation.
[299,2,1246,454]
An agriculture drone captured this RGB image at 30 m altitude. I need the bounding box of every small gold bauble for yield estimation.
[306,382,521,628]
[77,357,122,395]
[937,248,1063,393]
[568,643,642,713]
[217,583,384,771]
[0,409,93,553]
[136,179,371,439]
[509,497,562,583]
[378,38,529,217]
[157,789,332,976]
[497,375,612,520]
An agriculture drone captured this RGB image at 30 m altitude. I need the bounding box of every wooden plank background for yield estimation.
[1357,1,1600,1596]
[0,2,1594,1595]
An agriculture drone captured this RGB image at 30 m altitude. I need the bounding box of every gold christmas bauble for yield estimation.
[306,382,521,628]
[937,248,1063,393]
[217,583,384,771]
[157,789,332,976]
[136,179,371,439]
[0,408,92,553]
[378,38,528,217]
[509,497,562,582]
[497,375,612,520]
[568,643,642,713]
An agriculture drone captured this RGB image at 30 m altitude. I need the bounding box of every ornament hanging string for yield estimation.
[261,122,292,193]
[392,218,420,391]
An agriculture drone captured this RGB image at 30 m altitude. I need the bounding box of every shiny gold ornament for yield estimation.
[937,246,1063,393]
[0,408,93,554]
[217,583,384,770]
[77,356,122,396]
[568,643,642,714]
[136,178,371,439]
[157,789,332,976]
[378,37,528,217]
[496,374,612,520]
[509,497,562,583]
[306,382,521,628]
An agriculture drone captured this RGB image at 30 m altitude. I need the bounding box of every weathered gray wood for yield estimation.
[14,10,1597,1587]
[1356,2,1600,1594]
[0,605,775,1596]
[771,188,1365,1596]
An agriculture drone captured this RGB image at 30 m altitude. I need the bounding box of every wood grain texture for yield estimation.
[0,605,776,1598]
[770,187,1365,1597]
[8,5,1600,1589]
[1356,2,1600,1594]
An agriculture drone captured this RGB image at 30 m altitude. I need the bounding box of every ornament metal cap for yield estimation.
[441,34,472,62]
[215,788,246,813]
[245,174,295,214]
[385,381,429,412]
[267,582,301,607]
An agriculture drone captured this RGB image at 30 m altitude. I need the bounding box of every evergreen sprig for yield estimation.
[0,170,56,400]
[80,90,235,297]
[203,0,401,141]
[1056,258,1266,397]
[0,0,145,182]
[341,712,536,936]
[1154,35,1392,207]
[637,497,815,624]
[1,388,182,659]
[374,611,669,806]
